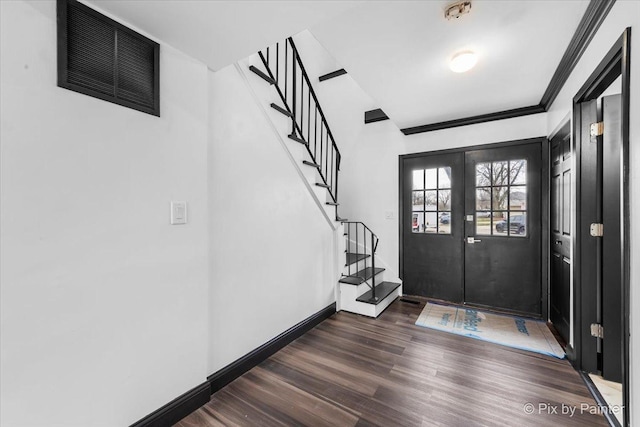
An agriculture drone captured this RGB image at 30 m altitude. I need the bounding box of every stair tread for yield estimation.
[270,103,292,117]
[356,281,401,305]
[288,134,307,145]
[326,202,339,206]
[315,183,330,189]
[345,252,371,265]
[303,160,321,168]
[339,267,385,285]
[249,65,275,85]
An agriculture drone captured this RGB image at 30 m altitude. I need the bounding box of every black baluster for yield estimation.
[330,141,334,197]
[292,45,297,135]
[319,125,324,169]
[314,107,318,161]
[284,41,288,104]
[364,224,367,279]
[371,233,377,301]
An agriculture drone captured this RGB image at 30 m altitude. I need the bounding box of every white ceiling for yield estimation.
[310,0,589,128]
[87,0,364,71]
[86,0,589,129]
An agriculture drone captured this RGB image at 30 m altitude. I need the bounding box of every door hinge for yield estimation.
[590,223,604,237]
[591,323,604,339]
[590,122,604,137]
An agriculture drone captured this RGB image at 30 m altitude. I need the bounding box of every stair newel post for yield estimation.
[371,232,376,301]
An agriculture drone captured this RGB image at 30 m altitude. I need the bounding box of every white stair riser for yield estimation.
[339,283,402,318]
[343,257,378,274]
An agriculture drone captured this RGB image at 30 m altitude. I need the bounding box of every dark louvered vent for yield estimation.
[57,0,160,116]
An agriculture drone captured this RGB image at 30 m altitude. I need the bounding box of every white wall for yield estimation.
[206,63,336,373]
[0,1,209,426]
[545,0,640,423]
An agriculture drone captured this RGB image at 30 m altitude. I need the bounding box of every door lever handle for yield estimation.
[555,240,562,245]
[466,237,482,244]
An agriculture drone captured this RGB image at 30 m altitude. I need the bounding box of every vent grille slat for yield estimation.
[59,0,159,116]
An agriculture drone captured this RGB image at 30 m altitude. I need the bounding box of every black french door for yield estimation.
[463,143,542,316]
[401,140,543,317]
[401,152,464,302]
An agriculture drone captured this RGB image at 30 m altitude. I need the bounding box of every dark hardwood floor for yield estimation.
[176,298,607,426]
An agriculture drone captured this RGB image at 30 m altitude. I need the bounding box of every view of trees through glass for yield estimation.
[475,160,527,237]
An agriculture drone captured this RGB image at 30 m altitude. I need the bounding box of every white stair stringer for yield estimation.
[235,56,341,231]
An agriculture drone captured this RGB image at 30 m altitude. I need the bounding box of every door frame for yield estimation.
[572,27,631,426]
[399,136,548,319]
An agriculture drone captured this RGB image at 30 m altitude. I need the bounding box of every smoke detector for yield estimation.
[445,1,472,20]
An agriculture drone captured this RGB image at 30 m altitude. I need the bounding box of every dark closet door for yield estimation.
[601,94,623,383]
[578,95,623,382]
[463,142,542,316]
[550,126,572,343]
[402,152,464,301]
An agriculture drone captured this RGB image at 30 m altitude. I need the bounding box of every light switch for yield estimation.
[171,201,187,225]
[466,215,474,222]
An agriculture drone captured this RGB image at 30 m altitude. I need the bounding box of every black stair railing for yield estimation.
[256,37,341,208]
[343,221,379,301]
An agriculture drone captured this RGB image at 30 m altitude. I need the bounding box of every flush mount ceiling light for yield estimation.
[444,0,472,20]
[450,51,477,73]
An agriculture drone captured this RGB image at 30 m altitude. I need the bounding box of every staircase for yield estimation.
[339,222,401,317]
[246,36,401,318]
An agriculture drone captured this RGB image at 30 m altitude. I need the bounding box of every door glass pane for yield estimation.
[510,160,527,185]
[425,191,437,211]
[494,212,508,235]
[492,161,509,185]
[412,212,424,233]
[474,159,528,239]
[509,211,527,237]
[412,169,424,190]
[425,168,438,189]
[492,187,509,210]
[438,212,451,234]
[476,212,492,235]
[476,163,491,186]
[412,191,424,211]
[410,165,453,236]
[438,190,451,210]
[438,167,451,189]
[424,212,437,233]
[476,188,491,210]
[509,186,527,210]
